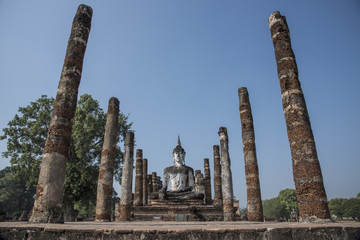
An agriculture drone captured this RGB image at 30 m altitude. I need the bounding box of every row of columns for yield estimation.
[28,4,330,223]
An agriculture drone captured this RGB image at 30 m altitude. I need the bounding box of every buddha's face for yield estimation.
[173,151,185,166]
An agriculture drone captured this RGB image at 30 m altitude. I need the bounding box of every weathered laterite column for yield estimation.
[147,174,153,203]
[142,158,148,205]
[204,158,212,205]
[269,11,330,220]
[238,88,264,222]
[119,132,135,221]
[213,145,223,208]
[152,172,157,193]
[133,149,143,206]
[95,97,119,222]
[29,4,92,223]
[218,127,235,221]
[157,176,162,190]
[114,202,120,221]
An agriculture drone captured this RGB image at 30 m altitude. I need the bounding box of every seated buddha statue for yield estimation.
[158,136,204,200]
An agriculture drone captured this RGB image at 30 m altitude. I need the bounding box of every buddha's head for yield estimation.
[173,135,186,167]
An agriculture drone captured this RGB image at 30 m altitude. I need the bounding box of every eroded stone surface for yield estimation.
[204,158,212,205]
[238,87,263,222]
[218,127,234,221]
[142,158,148,205]
[29,4,93,223]
[213,145,223,208]
[133,149,143,207]
[1,221,358,240]
[119,132,135,221]
[268,11,330,220]
[95,97,119,222]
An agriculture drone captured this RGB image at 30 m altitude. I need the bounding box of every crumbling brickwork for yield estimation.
[213,145,223,208]
[95,97,119,222]
[204,158,212,205]
[268,11,330,220]
[29,4,93,223]
[152,172,158,193]
[238,87,263,222]
[142,158,148,205]
[218,127,234,221]
[133,150,143,207]
[119,132,135,221]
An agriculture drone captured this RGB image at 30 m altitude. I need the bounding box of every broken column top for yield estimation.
[238,87,248,95]
[268,11,289,32]
[218,127,228,138]
[136,149,143,158]
[108,97,119,114]
[73,4,93,30]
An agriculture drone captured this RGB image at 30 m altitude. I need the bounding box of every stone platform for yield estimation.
[1,221,360,240]
[133,199,223,221]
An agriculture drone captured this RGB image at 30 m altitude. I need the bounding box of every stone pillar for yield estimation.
[213,145,223,208]
[152,172,157,193]
[29,4,92,223]
[157,176,163,190]
[114,202,120,221]
[133,150,143,206]
[268,11,330,220]
[147,174,153,203]
[142,158,148,205]
[95,97,119,222]
[194,170,205,195]
[119,132,135,221]
[218,127,234,221]
[204,158,212,205]
[238,88,264,222]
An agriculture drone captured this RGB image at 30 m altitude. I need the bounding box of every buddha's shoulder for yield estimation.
[183,165,194,172]
[164,166,175,172]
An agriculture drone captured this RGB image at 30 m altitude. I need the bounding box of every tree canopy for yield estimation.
[0,94,131,220]
[263,188,298,220]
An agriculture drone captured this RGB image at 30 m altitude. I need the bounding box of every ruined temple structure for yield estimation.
[213,145,223,208]
[24,3,334,225]
[219,127,235,221]
[131,137,223,221]
[133,149,144,207]
[95,97,119,222]
[29,4,93,223]
[238,88,264,222]
[268,11,330,221]
[118,132,135,221]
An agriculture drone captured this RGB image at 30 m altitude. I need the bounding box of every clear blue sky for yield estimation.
[1,1,359,207]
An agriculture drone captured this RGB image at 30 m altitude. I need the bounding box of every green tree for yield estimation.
[263,197,286,220]
[278,188,298,219]
[328,198,347,218]
[1,94,131,220]
[343,198,360,220]
[0,167,34,220]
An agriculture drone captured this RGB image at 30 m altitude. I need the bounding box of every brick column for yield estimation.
[218,127,234,221]
[95,97,119,222]
[29,4,92,223]
[114,202,120,221]
[147,174,153,203]
[213,145,223,208]
[142,158,148,205]
[119,132,134,221]
[268,11,330,220]
[152,172,157,193]
[204,158,212,205]
[133,150,143,206]
[238,87,264,222]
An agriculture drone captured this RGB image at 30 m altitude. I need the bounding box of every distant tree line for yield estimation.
[262,189,360,221]
[0,94,131,220]
[328,194,360,220]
